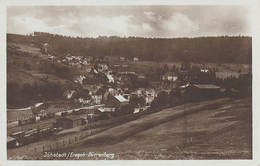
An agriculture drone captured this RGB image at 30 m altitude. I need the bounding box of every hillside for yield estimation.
[7,97,252,159]
[7,33,252,64]
[52,98,251,159]
[6,42,82,108]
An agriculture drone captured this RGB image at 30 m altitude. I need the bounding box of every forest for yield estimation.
[7,32,252,64]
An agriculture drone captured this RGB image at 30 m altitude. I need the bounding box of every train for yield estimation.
[18,117,36,126]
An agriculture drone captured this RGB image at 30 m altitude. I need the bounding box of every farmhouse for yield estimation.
[56,116,83,129]
[104,95,127,108]
[118,57,126,62]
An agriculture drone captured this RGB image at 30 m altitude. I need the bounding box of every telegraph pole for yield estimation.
[183,82,188,147]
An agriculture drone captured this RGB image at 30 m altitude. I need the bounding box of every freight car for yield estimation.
[40,112,55,120]
[18,117,36,126]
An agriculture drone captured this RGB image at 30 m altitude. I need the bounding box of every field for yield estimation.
[103,55,251,78]
[49,97,251,160]
[7,97,252,160]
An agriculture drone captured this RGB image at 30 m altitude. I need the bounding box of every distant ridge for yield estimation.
[7,33,252,64]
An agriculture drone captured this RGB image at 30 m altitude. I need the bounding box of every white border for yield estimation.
[0,0,259,166]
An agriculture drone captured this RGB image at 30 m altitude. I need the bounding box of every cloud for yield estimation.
[144,12,162,22]
[78,15,138,37]
[7,6,251,38]
[142,12,199,37]
[142,23,152,31]
[162,13,199,36]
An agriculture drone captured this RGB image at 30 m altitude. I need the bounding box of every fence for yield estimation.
[23,126,110,152]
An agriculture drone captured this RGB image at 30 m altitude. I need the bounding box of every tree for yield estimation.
[27,63,31,71]
[116,104,134,116]
[130,95,145,107]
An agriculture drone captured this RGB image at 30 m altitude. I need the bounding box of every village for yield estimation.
[7,47,238,150]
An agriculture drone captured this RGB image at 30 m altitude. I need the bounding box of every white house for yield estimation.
[145,89,157,104]
[162,72,178,82]
[200,69,210,73]
[63,90,75,99]
[106,74,115,83]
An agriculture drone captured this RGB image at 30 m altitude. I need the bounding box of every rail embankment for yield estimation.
[83,98,232,145]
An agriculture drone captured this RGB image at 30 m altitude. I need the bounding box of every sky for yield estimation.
[7,6,252,38]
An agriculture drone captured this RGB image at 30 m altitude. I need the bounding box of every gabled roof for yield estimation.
[7,136,16,143]
[106,75,114,82]
[114,95,127,102]
[193,84,220,89]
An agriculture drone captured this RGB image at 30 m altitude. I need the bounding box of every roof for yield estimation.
[57,115,83,121]
[193,84,220,89]
[146,89,155,93]
[11,131,24,135]
[7,136,16,143]
[114,95,127,102]
[106,75,114,82]
[180,83,190,89]
[97,107,115,113]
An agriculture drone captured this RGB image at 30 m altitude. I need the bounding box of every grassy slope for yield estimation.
[7,98,252,160]
[7,65,46,86]
[48,98,251,160]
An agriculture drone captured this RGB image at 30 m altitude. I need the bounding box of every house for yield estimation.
[104,95,127,108]
[133,57,139,61]
[76,63,83,69]
[123,90,131,102]
[83,59,90,65]
[106,74,115,83]
[92,94,102,104]
[162,72,178,82]
[56,115,83,129]
[108,88,118,96]
[118,57,126,62]
[63,90,76,99]
[137,73,146,79]
[94,107,115,119]
[133,88,156,104]
[145,89,157,104]
[200,69,210,73]
[136,88,146,97]
[73,75,86,84]
[77,98,91,104]
[75,56,83,61]
[47,54,56,61]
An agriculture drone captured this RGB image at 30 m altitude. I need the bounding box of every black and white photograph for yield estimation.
[1,0,259,165]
